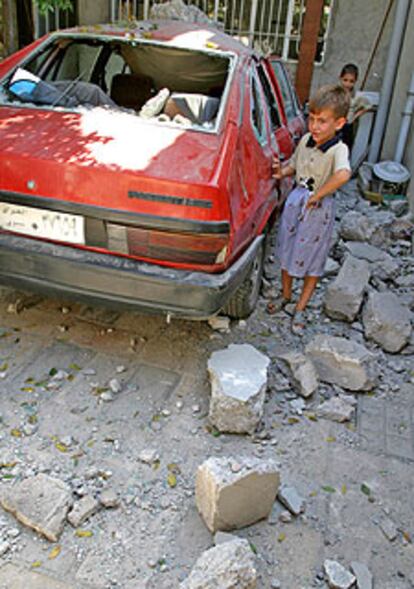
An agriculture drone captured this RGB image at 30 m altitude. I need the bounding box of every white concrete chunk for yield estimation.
[195,456,280,532]
[350,561,373,589]
[324,559,356,589]
[67,495,99,528]
[180,539,257,589]
[339,211,374,242]
[363,291,412,352]
[317,396,355,423]
[208,344,270,434]
[324,255,370,321]
[278,351,319,398]
[0,474,72,542]
[306,335,378,391]
[343,241,389,263]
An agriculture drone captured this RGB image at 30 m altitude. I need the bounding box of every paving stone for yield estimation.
[317,396,355,423]
[0,474,72,542]
[277,351,319,398]
[350,561,373,589]
[180,539,257,589]
[324,258,340,277]
[0,563,73,589]
[306,335,378,391]
[67,495,99,528]
[208,344,270,434]
[324,559,356,589]
[277,485,305,516]
[195,456,280,532]
[324,255,370,321]
[363,291,412,352]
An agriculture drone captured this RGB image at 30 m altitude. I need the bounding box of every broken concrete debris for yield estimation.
[350,561,373,589]
[195,456,280,532]
[324,559,356,589]
[180,538,257,589]
[0,474,72,542]
[363,291,412,352]
[67,495,99,528]
[324,255,370,322]
[277,485,305,516]
[208,344,270,434]
[306,335,378,391]
[277,351,319,398]
[317,396,355,423]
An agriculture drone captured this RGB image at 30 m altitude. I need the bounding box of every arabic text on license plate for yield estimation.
[0,202,85,245]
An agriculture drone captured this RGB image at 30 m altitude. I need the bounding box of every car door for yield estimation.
[268,58,306,146]
[254,59,295,202]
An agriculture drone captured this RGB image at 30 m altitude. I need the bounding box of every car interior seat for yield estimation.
[163,93,220,125]
[110,73,154,110]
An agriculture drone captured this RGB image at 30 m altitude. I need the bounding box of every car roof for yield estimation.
[62,20,256,57]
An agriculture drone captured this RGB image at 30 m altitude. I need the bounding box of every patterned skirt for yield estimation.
[277,185,335,278]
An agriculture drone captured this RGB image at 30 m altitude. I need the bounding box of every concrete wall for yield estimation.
[381,3,414,213]
[78,0,109,25]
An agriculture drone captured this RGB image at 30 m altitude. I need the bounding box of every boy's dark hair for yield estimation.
[308,84,350,119]
[340,63,359,79]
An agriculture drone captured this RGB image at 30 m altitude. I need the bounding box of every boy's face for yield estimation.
[308,108,346,146]
[340,73,357,93]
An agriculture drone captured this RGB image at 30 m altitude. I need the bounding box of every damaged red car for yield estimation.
[0,21,303,319]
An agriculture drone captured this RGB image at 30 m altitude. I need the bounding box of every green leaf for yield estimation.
[360,483,371,496]
[49,367,58,377]
[321,485,336,493]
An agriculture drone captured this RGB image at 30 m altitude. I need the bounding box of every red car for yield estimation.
[0,21,302,319]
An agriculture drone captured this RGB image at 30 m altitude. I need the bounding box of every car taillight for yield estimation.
[107,224,229,265]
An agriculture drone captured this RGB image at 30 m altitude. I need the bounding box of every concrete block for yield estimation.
[306,335,378,391]
[363,291,412,352]
[180,539,257,589]
[324,255,370,321]
[278,351,318,398]
[195,456,280,532]
[208,344,270,434]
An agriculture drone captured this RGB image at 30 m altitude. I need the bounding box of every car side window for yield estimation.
[256,62,282,132]
[271,61,298,122]
[250,71,267,144]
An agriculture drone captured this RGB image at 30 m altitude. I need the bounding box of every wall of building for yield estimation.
[381,3,414,212]
[78,0,109,26]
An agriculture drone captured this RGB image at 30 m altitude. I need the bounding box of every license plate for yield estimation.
[0,202,85,245]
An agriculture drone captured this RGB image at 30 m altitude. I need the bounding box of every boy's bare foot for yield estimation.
[267,298,291,315]
[291,310,306,336]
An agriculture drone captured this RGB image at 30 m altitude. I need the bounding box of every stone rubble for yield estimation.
[179,539,257,589]
[324,559,356,589]
[317,396,355,422]
[150,0,216,24]
[324,254,371,321]
[362,291,412,352]
[0,474,72,542]
[277,485,305,516]
[277,351,319,398]
[350,561,373,589]
[67,495,99,528]
[195,456,280,532]
[306,335,379,391]
[208,344,270,434]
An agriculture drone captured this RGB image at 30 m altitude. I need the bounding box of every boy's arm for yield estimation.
[306,168,351,209]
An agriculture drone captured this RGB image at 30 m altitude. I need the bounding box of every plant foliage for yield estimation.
[35,0,73,15]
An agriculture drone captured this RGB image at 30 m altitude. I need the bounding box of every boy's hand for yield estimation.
[306,193,321,209]
[272,156,283,180]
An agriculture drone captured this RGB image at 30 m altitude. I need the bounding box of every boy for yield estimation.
[339,63,372,150]
[272,84,351,335]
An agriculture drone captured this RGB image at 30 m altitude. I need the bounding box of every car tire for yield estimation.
[223,237,265,319]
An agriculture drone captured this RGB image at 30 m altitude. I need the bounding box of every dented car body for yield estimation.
[0,21,303,318]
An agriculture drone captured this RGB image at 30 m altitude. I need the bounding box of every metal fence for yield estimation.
[109,0,334,62]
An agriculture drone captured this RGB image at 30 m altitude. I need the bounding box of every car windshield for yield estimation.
[0,35,232,131]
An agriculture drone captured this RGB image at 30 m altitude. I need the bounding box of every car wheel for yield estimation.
[223,237,265,319]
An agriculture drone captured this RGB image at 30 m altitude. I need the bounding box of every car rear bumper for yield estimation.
[0,233,263,318]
